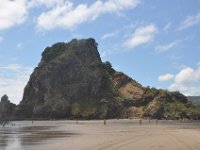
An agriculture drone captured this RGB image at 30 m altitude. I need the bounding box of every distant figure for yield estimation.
[156,119,158,124]
[139,119,142,125]
[3,122,5,127]
[179,118,182,124]
[104,120,106,125]
[32,120,34,123]
[149,118,151,124]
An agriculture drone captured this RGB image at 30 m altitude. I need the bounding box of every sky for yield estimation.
[0,0,200,104]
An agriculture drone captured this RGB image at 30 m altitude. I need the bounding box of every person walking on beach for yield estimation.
[104,120,106,125]
[139,119,142,125]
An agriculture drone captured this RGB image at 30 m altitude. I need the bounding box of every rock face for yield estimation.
[18,39,118,119]
[0,95,16,119]
[16,38,200,119]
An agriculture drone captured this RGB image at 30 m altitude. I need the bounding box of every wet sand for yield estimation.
[0,119,200,150]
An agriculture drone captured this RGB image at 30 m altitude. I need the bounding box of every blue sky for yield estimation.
[0,0,200,104]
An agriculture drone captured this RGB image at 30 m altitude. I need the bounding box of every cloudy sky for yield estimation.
[0,0,200,104]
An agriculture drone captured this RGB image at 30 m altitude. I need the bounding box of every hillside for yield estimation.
[1,38,199,120]
[188,96,200,111]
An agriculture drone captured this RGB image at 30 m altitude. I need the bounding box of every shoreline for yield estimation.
[1,120,200,150]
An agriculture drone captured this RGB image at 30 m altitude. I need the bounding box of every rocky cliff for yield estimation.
[17,39,120,119]
[2,38,199,120]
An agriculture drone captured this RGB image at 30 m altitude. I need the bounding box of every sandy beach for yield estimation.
[0,119,200,150]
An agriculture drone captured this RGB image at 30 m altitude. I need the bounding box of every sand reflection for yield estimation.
[0,122,77,150]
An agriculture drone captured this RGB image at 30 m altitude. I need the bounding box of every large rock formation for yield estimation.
[17,39,119,119]
[15,38,200,119]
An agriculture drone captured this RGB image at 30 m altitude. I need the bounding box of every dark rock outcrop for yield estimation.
[14,38,200,119]
[0,95,16,119]
[17,39,119,119]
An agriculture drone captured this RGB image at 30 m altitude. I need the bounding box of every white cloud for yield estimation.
[175,66,200,84]
[37,0,140,30]
[158,74,174,82]
[124,24,158,48]
[178,12,200,30]
[27,0,64,8]
[0,0,28,30]
[101,31,118,40]
[0,0,141,31]
[0,0,68,30]
[0,64,33,104]
[155,40,179,53]
[0,64,23,71]
[169,83,200,96]
[160,63,200,96]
